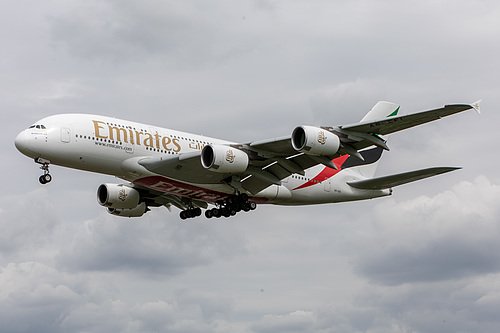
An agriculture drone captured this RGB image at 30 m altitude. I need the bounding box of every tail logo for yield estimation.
[226,149,235,163]
[317,131,327,145]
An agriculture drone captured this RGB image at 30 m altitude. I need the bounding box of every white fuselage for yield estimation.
[15,114,391,206]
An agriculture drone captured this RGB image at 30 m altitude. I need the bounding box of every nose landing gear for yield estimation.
[36,158,52,184]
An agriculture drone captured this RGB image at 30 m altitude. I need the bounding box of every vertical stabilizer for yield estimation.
[340,147,384,178]
[361,101,400,122]
[351,101,399,177]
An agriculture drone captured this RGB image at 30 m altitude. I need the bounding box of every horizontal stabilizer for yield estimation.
[347,167,461,190]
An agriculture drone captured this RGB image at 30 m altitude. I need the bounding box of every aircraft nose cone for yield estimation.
[15,130,32,156]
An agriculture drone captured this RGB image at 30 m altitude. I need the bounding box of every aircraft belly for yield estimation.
[275,177,391,206]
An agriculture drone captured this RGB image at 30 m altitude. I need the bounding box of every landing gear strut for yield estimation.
[205,193,256,219]
[37,160,52,184]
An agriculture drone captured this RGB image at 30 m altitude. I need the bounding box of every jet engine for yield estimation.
[201,144,249,174]
[107,202,148,218]
[291,125,341,156]
[97,183,141,209]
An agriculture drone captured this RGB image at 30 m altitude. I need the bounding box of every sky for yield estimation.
[1,0,500,332]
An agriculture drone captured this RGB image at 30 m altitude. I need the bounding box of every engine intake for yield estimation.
[291,125,341,156]
[97,183,141,209]
[201,144,249,174]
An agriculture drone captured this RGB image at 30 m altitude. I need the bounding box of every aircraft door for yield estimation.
[61,127,71,143]
[324,180,331,192]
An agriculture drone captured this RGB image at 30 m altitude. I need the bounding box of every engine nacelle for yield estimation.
[291,125,341,156]
[201,144,249,174]
[97,183,141,209]
[107,202,148,218]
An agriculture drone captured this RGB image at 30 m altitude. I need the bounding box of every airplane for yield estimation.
[15,100,480,220]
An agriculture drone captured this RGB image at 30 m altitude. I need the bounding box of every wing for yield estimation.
[137,102,477,196]
[347,167,461,190]
[136,141,321,195]
[341,103,474,135]
[326,103,477,151]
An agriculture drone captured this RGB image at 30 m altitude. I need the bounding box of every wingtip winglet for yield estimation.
[471,99,482,114]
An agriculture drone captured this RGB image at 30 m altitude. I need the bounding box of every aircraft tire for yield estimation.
[212,208,221,218]
[39,174,52,184]
[194,208,202,216]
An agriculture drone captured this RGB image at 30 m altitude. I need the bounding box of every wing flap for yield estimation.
[347,167,461,190]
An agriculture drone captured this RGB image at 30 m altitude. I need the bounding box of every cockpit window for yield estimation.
[29,125,46,129]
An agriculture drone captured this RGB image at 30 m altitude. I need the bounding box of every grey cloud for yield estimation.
[0,262,87,333]
[56,210,247,276]
[49,1,212,64]
[353,276,500,333]
[0,261,238,333]
[175,288,233,321]
[249,277,500,333]
[348,176,500,285]
[0,189,59,258]
[252,310,316,333]
[3,0,500,332]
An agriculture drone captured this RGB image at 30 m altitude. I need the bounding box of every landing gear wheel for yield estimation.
[212,208,221,218]
[180,207,203,220]
[194,208,202,217]
[39,174,52,184]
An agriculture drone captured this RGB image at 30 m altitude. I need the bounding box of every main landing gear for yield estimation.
[204,193,256,219]
[179,193,257,220]
[36,158,52,184]
[180,207,202,220]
